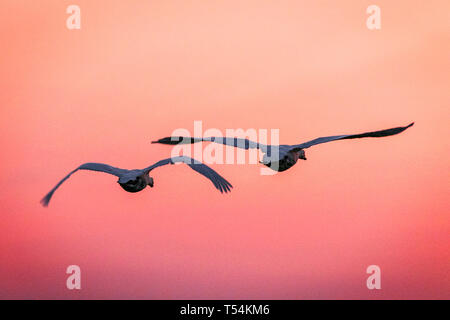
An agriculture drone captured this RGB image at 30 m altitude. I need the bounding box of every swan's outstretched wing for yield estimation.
[145,156,232,193]
[152,136,265,151]
[290,122,414,151]
[41,163,128,207]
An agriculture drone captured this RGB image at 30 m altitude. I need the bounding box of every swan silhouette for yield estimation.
[153,122,414,172]
[41,156,232,207]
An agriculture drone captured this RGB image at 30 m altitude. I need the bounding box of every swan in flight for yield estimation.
[153,122,414,172]
[41,156,232,207]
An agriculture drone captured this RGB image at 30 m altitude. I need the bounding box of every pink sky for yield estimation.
[0,1,449,299]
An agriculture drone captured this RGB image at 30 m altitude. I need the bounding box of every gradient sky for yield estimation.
[0,1,449,299]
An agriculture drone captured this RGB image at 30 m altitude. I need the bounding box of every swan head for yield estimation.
[299,149,307,160]
[148,176,154,188]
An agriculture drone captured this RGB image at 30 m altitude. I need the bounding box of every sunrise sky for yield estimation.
[0,0,449,299]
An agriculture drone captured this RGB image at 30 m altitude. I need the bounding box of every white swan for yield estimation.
[41,156,232,207]
[153,122,414,172]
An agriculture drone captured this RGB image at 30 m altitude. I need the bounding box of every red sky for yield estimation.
[0,0,449,299]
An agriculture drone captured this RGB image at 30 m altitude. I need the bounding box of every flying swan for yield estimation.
[41,156,232,207]
[153,122,414,172]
